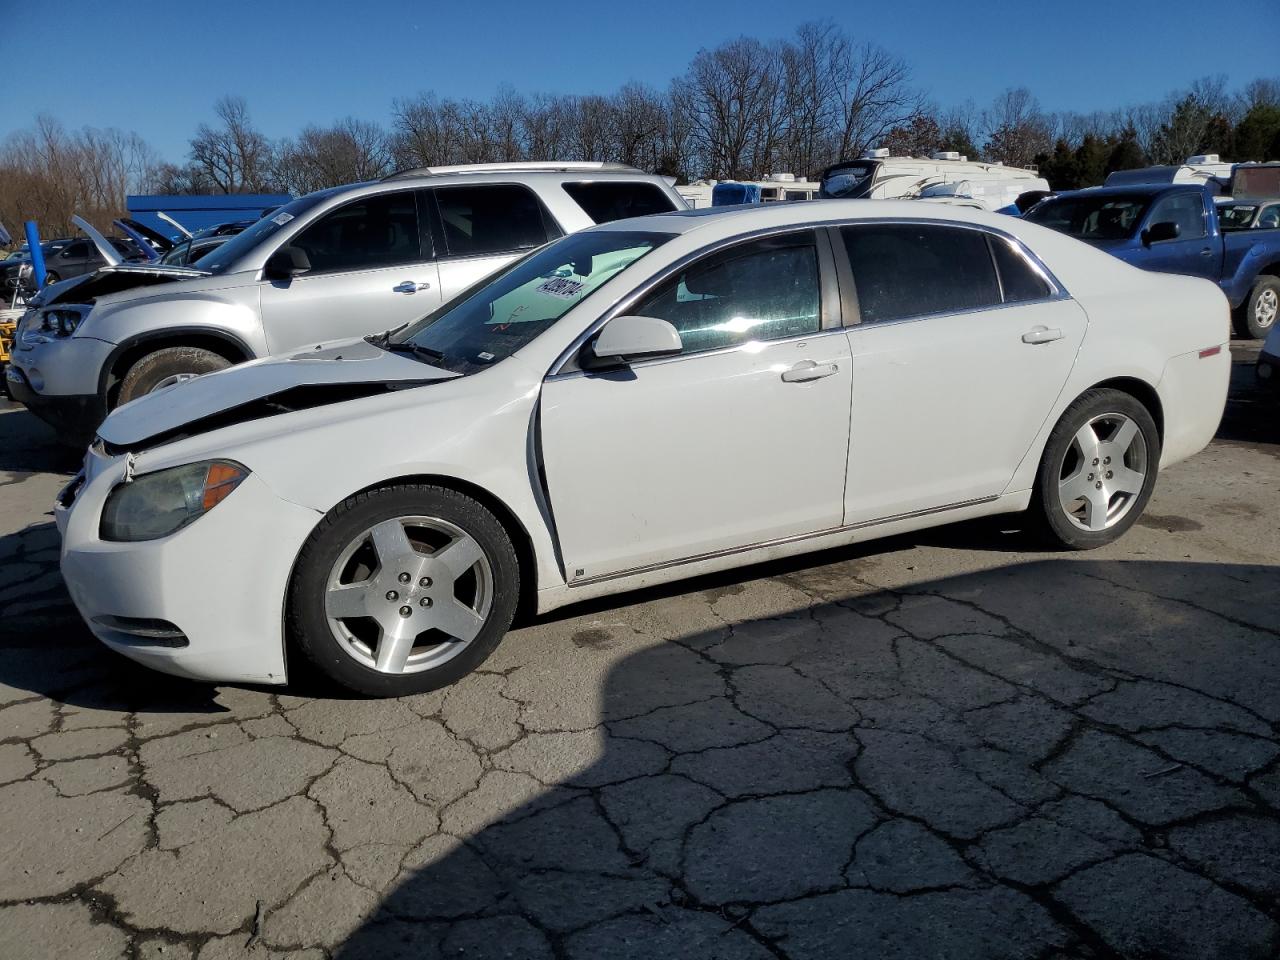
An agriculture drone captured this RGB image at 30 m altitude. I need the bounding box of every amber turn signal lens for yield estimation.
[202,462,247,511]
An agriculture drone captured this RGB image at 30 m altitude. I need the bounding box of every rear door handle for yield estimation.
[1021,326,1063,345]
[393,280,430,294]
[781,359,839,382]
[1200,248,1214,258]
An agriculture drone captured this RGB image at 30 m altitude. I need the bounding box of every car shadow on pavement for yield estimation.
[330,557,1280,960]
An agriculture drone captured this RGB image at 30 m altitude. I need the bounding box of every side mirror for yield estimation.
[583,315,682,370]
[264,246,311,280]
[1142,221,1180,245]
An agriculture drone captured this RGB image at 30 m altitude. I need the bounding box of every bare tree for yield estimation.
[982,87,1052,167]
[832,41,922,162]
[276,118,391,193]
[777,22,844,177]
[0,116,157,238]
[611,82,667,170]
[188,96,276,192]
[679,37,786,179]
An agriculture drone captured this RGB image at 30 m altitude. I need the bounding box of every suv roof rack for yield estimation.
[382,161,644,181]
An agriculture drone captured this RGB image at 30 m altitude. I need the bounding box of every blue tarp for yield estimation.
[712,182,761,206]
[125,194,292,239]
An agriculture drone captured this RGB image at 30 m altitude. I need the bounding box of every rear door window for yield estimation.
[840,224,1002,323]
[288,190,423,273]
[990,237,1052,303]
[433,184,559,257]
[562,181,678,224]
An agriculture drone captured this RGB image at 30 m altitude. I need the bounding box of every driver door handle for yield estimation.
[393,280,430,294]
[1021,326,1063,345]
[781,359,840,382]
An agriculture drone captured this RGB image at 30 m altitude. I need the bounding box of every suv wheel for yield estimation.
[1030,388,1160,549]
[116,346,232,407]
[1235,276,1280,340]
[288,484,520,696]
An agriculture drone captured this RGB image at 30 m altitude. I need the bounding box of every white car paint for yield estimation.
[56,201,1231,686]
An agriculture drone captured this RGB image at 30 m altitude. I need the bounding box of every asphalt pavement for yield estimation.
[0,342,1277,959]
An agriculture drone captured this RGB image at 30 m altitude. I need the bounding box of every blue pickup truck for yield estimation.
[1026,183,1280,338]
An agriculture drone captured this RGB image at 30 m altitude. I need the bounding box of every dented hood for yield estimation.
[97,339,460,448]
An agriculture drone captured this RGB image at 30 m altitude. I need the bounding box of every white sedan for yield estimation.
[55,201,1230,696]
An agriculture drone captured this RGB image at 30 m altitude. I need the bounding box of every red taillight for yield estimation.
[1198,346,1222,359]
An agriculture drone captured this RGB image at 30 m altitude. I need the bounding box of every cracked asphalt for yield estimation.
[1,342,1278,960]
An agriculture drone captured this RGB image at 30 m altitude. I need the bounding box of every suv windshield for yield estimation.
[1025,194,1150,240]
[820,161,879,199]
[390,229,672,375]
[192,192,333,273]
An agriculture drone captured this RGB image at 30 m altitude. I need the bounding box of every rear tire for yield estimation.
[1029,388,1160,550]
[1233,275,1280,339]
[287,484,520,697]
[115,346,231,407]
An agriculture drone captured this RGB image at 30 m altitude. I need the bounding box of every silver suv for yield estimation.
[7,163,685,441]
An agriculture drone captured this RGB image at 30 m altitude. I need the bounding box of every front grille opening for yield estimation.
[92,616,189,648]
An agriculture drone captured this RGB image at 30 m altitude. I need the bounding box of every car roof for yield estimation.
[300,167,674,202]
[589,198,1031,239]
[1049,183,1204,199]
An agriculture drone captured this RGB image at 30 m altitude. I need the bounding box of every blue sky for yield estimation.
[2,0,1276,161]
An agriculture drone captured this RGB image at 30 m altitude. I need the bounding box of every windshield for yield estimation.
[820,161,879,199]
[192,193,330,273]
[1218,205,1257,231]
[391,230,672,375]
[1025,194,1150,240]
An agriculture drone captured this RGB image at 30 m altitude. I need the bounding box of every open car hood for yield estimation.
[44,262,211,305]
[97,339,460,450]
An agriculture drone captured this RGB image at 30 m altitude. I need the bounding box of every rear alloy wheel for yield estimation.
[116,346,232,407]
[289,485,519,696]
[1235,276,1280,340]
[1032,388,1160,549]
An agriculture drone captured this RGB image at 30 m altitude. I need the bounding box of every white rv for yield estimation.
[676,173,822,209]
[1104,155,1235,190]
[820,149,1051,211]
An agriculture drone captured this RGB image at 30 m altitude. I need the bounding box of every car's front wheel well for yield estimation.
[348,475,539,623]
[104,334,250,408]
[1081,377,1163,440]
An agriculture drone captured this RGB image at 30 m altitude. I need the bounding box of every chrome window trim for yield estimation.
[566,494,999,587]
[546,216,1070,377]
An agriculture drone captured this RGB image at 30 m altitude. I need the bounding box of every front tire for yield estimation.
[1030,388,1160,550]
[116,346,231,407]
[288,485,520,697]
[1234,276,1280,340]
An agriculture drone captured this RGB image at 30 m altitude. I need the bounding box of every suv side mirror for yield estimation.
[583,315,682,370]
[264,246,311,280]
[1142,221,1180,245]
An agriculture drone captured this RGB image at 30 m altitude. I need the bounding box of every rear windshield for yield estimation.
[562,181,678,224]
[1218,205,1257,231]
[819,161,879,199]
[1024,194,1150,240]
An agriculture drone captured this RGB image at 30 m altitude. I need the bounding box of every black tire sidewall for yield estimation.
[117,346,231,406]
[1033,389,1161,550]
[288,485,520,697]
[1244,277,1280,340]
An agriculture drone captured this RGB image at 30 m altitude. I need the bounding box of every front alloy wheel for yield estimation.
[289,485,520,696]
[325,516,493,674]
